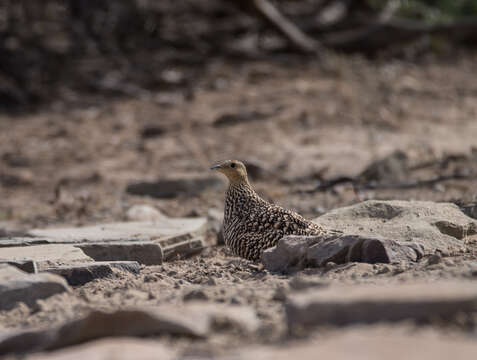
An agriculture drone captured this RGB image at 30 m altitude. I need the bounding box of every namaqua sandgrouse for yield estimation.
[211,160,327,261]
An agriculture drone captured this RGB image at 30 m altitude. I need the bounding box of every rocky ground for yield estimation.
[1,52,477,359]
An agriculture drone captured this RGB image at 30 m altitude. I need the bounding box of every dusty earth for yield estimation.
[1,52,477,358]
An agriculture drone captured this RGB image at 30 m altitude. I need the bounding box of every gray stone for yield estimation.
[0,264,70,311]
[76,242,163,265]
[125,205,166,222]
[42,262,141,286]
[0,244,93,267]
[286,281,477,333]
[126,176,223,199]
[313,200,476,263]
[0,260,37,273]
[208,326,477,360]
[460,203,477,220]
[0,304,258,355]
[207,208,224,245]
[26,218,207,246]
[261,236,322,272]
[183,289,209,301]
[28,338,176,360]
[163,237,205,261]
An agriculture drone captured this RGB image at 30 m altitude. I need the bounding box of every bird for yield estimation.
[210,160,327,261]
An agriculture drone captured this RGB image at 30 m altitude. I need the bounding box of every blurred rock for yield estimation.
[27,338,175,360]
[183,289,209,302]
[460,203,477,220]
[286,281,477,333]
[140,124,167,139]
[0,260,37,273]
[42,261,141,286]
[289,276,328,291]
[207,208,224,245]
[126,176,223,199]
[125,205,166,222]
[359,150,409,183]
[77,242,163,265]
[0,264,70,311]
[213,110,272,127]
[0,303,258,355]
[206,327,477,360]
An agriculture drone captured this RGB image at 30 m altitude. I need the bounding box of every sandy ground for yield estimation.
[1,52,477,356]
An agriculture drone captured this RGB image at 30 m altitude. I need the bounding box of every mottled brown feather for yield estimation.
[212,160,327,261]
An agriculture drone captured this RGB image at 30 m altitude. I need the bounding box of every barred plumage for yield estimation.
[211,160,327,261]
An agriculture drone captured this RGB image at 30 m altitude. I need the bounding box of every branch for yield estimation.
[250,0,324,54]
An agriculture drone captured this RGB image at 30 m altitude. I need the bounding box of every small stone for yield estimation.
[76,241,163,265]
[125,205,166,222]
[42,262,140,286]
[206,277,217,286]
[426,254,442,266]
[183,289,209,302]
[0,264,70,311]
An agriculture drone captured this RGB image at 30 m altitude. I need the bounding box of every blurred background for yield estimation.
[1,0,477,229]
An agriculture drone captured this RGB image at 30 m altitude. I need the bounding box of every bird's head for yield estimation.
[210,160,249,185]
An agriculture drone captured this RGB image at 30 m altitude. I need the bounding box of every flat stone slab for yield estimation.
[27,338,176,360]
[208,326,477,360]
[1,218,207,247]
[76,242,163,265]
[0,244,93,265]
[0,264,70,311]
[0,303,258,355]
[286,281,477,333]
[42,262,141,286]
[0,260,37,273]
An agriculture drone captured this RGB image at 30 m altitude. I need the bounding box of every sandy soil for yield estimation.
[1,52,477,356]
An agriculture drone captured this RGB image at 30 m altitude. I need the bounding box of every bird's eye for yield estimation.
[230,163,236,168]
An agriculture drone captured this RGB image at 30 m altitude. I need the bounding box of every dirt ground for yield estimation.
[1,52,477,356]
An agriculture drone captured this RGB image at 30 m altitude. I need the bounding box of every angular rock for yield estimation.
[28,338,175,360]
[126,176,223,199]
[210,326,477,360]
[207,208,224,245]
[0,260,37,273]
[0,264,70,311]
[163,237,205,261]
[0,244,93,267]
[42,262,141,286]
[286,281,477,333]
[261,236,322,272]
[125,205,166,222]
[314,200,476,263]
[76,242,163,265]
[0,304,258,355]
[27,218,207,245]
[460,202,477,220]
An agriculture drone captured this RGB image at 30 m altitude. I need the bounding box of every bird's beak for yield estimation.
[210,164,221,170]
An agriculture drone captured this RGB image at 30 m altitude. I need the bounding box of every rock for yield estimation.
[76,242,163,265]
[209,326,477,360]
[0,264,70,311]
[42,262,141,286]
[286,281,477,333]
[27,218,207,246]
[261,236,322,272]
[426,254,442,266]
[0,260,37,273]
[140,124,167,139]
[0,304,258,355]
[359,150,409,183]
[289,276,328,291]
[125,205,166,222]
[313,200,477,263]
[183,289,209,302]
[163,237,205,261]
[126,176,223,199]
[28,338,175,360]
[207,208,223,245]
[460,203,477,220]
[0,244,93,269]
[213,110,272,127]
